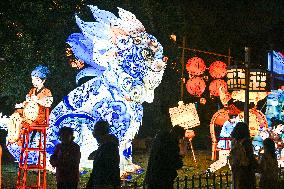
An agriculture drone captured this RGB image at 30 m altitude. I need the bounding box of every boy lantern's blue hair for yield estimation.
[31,65,50,79]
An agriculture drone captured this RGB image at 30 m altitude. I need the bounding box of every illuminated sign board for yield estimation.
[267,51,284,74]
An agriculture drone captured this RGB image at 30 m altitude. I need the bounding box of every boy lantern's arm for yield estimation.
[37,89,53,107]
[37,96,53,107]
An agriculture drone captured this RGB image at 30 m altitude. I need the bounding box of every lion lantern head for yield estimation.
[66,5,166,103]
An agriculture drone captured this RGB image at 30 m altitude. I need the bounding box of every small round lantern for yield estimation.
[200,97,207,105]
[186,77,206,97]
[185,130,195,140]
[209,61,227,79]
[186,57,206,76]
[209,79,227,97]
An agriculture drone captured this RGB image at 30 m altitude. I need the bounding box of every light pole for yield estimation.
[244,47,250,125]
[227,47,267,126]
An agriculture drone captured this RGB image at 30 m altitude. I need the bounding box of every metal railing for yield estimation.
[122,166,284,189]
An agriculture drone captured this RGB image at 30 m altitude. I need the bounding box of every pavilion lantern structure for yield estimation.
[226,47,268,124]
[249,70,267,91]
[227,66,267,91]
[226,67,246,89]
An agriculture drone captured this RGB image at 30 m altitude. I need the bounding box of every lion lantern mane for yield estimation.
[46,5,166,171]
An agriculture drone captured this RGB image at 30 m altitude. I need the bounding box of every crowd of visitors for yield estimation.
[229,122,279,189]
[1,117,280,189]
[44,120,282,189]
[50,120,121,189]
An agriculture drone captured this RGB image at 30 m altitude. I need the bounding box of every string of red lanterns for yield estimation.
[185,57,228,97]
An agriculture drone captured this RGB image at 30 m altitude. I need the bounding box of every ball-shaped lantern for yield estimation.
[200,97,207,105]
[23,101,39,121]
[209,79,227,97]
[186,77,206,97]
[186,57,206,76]
[209,61,227,79]
[185,130,195,140]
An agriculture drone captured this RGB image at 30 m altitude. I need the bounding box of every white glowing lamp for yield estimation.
[227,67,267,91]
[249,70,267,91]
[227,68,246,90]
[169,101,200,129]
[231,90,268,104]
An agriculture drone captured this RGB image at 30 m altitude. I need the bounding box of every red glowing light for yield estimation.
[209,79,227,97]
[186,57,206,76]
[209,61,227,79]
[186,77,206,97]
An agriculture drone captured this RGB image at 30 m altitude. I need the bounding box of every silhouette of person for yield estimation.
[86,120,120,189]
[229,122,256,189]
[50,127,81,189]
[145,124,185,189]
[259,138,278,189]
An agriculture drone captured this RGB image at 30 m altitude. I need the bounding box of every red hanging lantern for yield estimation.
[186,77,206,97]
[186,57,206,76]
[209,61,227,79]
[209,79,227,96]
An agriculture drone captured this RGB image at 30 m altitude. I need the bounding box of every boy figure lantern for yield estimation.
[7,65,53,145]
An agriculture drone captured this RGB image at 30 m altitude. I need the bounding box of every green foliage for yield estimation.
[0,1,78,111]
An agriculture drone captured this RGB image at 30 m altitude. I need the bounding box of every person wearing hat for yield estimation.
[7,65,53,145]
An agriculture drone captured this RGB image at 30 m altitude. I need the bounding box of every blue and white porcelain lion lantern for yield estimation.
[47,5,166,172]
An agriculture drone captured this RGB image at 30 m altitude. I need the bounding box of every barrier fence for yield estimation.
[122,166,284,189]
